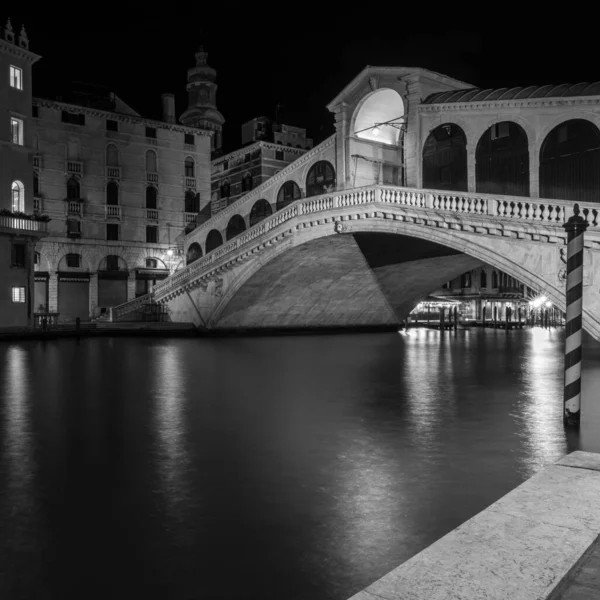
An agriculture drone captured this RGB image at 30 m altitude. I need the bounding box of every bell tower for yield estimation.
[179,46,225,156]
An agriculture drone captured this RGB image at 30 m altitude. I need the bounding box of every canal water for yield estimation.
[1,328,599,600]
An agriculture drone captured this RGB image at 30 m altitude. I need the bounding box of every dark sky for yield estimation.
[5,12,599,153]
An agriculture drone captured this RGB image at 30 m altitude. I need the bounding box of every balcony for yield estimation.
[146,209,158,221]
[106,205,121,219]
[185,212,197,225]
[147,172,158,184]
[33,154,41,169]
[67,161,83,175]
[0,214,48,234]
[185,177,196,189]
[67,201,82,215]
[107,166,121,179]
[33,196,42,213]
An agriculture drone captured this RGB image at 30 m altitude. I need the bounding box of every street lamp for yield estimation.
[167,249,174,258]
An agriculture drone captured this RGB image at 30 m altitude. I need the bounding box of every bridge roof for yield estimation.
[422,82,600,104]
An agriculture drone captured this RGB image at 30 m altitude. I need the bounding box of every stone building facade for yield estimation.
[0,20,47,329]
[30,49,220,322]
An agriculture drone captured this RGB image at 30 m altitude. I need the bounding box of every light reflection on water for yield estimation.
[0,328,597,600]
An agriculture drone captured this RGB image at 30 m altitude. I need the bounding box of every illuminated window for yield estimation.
[11,117,23,145]
[10,66,23,90]
[11,180,24,212]
[12,287,26,303]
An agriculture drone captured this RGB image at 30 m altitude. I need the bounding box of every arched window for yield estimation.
[242,172,253,192]
[146,150,157,173]
[422,124,468,191]
[185,157,195,178]
[186,242,202,265]
[491,271,498,288]
[540,119,600,203]
[480,270,487,288]
[206,229,223,253]
[67,177,80,200]
[33,172,40,197]
[276,180,301,211]
[461,272,471,288]
[185,190,199,213]
[220,180,230,199]
[106,181,119,205]
[249,199,273,227]
[306,161,336,197]
[11,180,24,212]
[106,144,119,166]
[226,214,246,241]
[146,186,157,209]
[476,122,529,197]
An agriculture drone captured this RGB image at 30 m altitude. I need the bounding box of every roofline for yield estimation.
[211,140,309,166]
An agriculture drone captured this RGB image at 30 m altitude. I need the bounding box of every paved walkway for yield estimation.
[348,451,600,600]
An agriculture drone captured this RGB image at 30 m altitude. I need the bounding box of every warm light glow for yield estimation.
[545,301,552,308]
[371,126,380,137]
[167,249,174,257]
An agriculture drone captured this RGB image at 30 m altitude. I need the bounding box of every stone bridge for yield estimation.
[112,183,600,340]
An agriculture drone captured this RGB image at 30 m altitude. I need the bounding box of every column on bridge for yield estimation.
[89,272,98,319]
[127,272,136,302]
[48,271,58,313]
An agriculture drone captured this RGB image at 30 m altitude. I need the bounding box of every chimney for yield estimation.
[161,93,176,124]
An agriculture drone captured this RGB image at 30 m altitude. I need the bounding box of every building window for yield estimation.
[106,119,118,132]
[480,270,488,288]
[34,252,39,266]
[33,172,40,197]
[275,149,284,161]
[11,243,26,267]
[67,177,80,200]
[222,160,229,170]
[185,133,195,145]
[106,143,119,166]
[106,255,120,271]
[61,111,85,126]
[67,219,81,236]
[66,253,81,268]
[185,191,199,213]
[146,226,158,243]
[146,258,158,268]
[11,180,24,212]
[185,157,195,177]
[145,150,157,172]
[32,105,38,118]
[146,126,157,139]
[10,65,23,90]
[146,186,157,209]
[242,173,253,192]
[106,181,119,205]
[12,287,26,303]
[106,224,119,241]
[244,153,251,163]
[11,117,23,145]
[220,181,230,198]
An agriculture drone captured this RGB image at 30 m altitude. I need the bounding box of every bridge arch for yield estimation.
[186,242,202,265]
[276,181,301,211]
[475,121,530,197]
[422,123,468,191]
[305,160,336,197]
[206,229,223,253]
[540,118,600,203]
[226,214,246,241]
[249,199,273,227]
[352,88,405,145]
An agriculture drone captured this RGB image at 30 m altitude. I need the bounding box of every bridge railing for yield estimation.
[112,184,600,315]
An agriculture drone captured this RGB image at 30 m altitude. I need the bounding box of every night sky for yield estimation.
[6,12,599,153]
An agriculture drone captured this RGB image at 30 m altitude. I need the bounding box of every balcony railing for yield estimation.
[185,177,196,189]
[33,154,41,169]
[33,196,41,213]
[68,201,82,215]
[147,209,159,220]
[147,172,158,183]
[0,215,48,233]
[67,161,83,175]
[106,205,121,219]
[185,212,197,224]
[107,166,121,179]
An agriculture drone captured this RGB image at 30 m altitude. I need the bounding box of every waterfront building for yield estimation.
[0,20,47,329]
[30,48,220,322]
[209,117,313,216]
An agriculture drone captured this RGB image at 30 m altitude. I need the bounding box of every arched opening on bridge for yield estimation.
[226,214,246,241]
[249,199,272,227]
[476,122,530,197]
[306,161,336,197]
[422,124,468,191]
[206,229,223,253]
[186,242,202,265]
[276,181,301,211]
[353,88,405,146]
[540,119,600,203]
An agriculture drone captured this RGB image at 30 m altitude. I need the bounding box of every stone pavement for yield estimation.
[348,451,600,600]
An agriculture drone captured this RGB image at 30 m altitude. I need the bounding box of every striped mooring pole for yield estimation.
[563,203,588,428]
